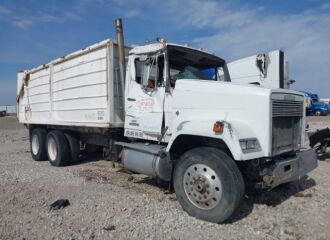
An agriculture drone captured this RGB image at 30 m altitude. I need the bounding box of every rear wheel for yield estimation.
[30,128,47,161]
[173,147,244,223]
[46,130,70,167]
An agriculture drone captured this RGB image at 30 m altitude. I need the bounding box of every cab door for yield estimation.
[125,54,165,141]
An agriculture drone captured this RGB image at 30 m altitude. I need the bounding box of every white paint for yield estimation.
[227,50,292,89]
[17,40,306,162]
[124,66,165,140]
[17,39,132,127]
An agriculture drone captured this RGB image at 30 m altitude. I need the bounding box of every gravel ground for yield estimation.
[0,116,329,240]
[307,116,330,133]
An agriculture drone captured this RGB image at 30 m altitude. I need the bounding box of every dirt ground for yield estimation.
[0,116,329,240]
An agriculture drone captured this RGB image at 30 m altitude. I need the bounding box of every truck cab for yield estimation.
[302,91,329,116]
[124,43,230,142]
[119,41,317,222]
[123,42,310,161]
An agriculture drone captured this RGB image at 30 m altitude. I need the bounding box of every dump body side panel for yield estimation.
[17,40,132,128]
[19,67,51,123]
[52,47,109,125]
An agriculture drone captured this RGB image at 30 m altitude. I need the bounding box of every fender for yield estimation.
[166,117,267,161]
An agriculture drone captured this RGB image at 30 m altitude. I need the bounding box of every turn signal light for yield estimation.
[213,121,224,133]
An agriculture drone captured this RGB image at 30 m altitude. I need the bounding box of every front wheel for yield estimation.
[173,147,244,223]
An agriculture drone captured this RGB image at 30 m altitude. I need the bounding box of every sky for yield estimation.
[0,0,329,104]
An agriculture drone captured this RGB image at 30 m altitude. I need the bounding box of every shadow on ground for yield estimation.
[317,151,330,161]
[133,177,169,192]
[75,152,318,224]
[225,176,316,223]
[69,152,104,166]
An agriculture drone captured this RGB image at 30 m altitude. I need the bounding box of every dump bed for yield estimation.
[17,39,132,128]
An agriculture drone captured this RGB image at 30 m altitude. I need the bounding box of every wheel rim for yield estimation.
[31,134,39,155]
[315,111,321,116]
[48,137,57,161]
[183,163,222,210]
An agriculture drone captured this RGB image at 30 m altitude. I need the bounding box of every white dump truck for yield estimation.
[17,19,317,223]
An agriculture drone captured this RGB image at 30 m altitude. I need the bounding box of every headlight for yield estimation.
[239,138,261,153]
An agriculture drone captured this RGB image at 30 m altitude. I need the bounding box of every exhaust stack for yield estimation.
[115,18,126,84]
[115,18,126,114]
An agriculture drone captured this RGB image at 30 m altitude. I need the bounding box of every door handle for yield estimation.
[127,98,136,101]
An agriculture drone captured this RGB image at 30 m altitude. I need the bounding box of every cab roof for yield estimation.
[129,42,226,64]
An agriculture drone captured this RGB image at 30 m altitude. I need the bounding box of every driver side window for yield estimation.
[135,55,164,90]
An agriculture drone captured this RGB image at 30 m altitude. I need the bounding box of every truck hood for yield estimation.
[173,79,272,111]
[174,79,303,99]
[171,79,304,159]
[173,79,305,114]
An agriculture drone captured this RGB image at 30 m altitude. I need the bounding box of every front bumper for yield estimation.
[261,149,318,188]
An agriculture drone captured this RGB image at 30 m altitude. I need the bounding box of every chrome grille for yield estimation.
[271,95,303,156]
[272,100,303,117]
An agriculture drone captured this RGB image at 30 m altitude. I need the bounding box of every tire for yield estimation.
[46,130,70,167]
[173,147,244,223]
[64,133,80,163]
[315,110,321,116]
[30,128,47,161]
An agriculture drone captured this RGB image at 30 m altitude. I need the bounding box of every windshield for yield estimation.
[167,46,230,86]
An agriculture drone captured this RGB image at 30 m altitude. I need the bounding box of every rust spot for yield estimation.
[294,192,312,198]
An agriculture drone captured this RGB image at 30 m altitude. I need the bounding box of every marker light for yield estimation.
[213,121,224,133]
